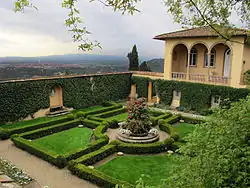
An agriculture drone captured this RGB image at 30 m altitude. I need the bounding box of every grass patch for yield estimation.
[173,123,196,138]
[33,127,93,155]
[105,113,128,122]
[1,115,66,130]
[97,154,185,186]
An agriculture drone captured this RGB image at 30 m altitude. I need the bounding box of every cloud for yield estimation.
[0,0,182,58]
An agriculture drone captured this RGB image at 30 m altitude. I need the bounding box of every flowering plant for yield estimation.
[122,97,151,134]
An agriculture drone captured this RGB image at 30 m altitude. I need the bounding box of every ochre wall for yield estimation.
[172,44,187,73]
[243,44,250,74]
[49,87,63,107]
[164,36,245,87]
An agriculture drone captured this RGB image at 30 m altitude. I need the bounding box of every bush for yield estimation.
[81,119,100,129]
[86,104,123,116]
[76,111,86,118]
[150,112,172,126]
[149,110,164,117]
[69,163,133,188]
[101,101,112,107]
[0,128,10,140]
[164,115,181,124]
[87,115,104,123]
[181,115,206,124]
[159,123,180,141]
[93,124,109,139]
[65,137,109,161]
[2,116,73,139]
[19,119,81,140]
[66,114,75,120]
[96,108,126,118]
[108,120,119,129]
[74,145,116,165]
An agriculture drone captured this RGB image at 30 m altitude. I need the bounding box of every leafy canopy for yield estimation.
[14,0,250,49]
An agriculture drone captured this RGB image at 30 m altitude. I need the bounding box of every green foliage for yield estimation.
[107,120,119,129]
[96,108,127,118]
[81,119,101,129]
[180,115,206,124]
[73,145,116,165]
[66,114,75,120]
[164,115,181,124]
[69,163,133,188]
[0,74,131,123]
[128,45,139,71]
[139,61,151,72]
[75,111,86,118]
[132,77,250,113]
[150,112,172,126]
[93,123,109,139]
[0,116,72,140]
[101,101,113,107]
[165,96,250,188]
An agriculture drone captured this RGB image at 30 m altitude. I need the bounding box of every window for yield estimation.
[189,48,197,66]
[204,49,216,67]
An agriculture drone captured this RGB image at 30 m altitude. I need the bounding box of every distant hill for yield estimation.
[146,58,164,72]
[0,54,128,65]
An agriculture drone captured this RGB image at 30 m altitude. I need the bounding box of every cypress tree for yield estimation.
[127,45,139,71]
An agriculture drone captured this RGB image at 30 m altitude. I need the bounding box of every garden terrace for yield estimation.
[67,112,202,187]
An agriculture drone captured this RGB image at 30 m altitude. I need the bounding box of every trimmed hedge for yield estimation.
[87,116,105,123]
[74,145,116,165]
[158,122,180,141]
[93,123,109,140]
[81,119,100,129]
[84,104,123,116]
[19,119,81,140]
[180,115,206,124]
[0,116,73,140]
[65,137,109,161]
[150,112,172,125]
[0,73,131,123]
[132,76,250,113]
[96,108,127,118]
[11,136,67,168]
[68,163,133,188]
[164,115,181,124]
[149,110,164,117]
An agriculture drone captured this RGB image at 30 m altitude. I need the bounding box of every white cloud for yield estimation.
[0,0,182,58]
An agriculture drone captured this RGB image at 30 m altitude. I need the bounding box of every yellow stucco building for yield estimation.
[154,26,250,88]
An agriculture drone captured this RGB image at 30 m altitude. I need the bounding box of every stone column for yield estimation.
[187,51,190,80]
[148,81,152,102]
[207,52,211,83]
[130,84,137,99]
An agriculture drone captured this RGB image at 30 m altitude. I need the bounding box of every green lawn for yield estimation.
[97,155,185,186]
[33,127,93,155]
[105,113,128,122]
[1,115,66,130]
[173,123,196,138]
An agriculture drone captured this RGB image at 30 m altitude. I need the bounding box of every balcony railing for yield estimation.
[171,72,230,86]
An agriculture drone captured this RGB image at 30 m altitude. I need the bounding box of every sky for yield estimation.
[0,0,181,59]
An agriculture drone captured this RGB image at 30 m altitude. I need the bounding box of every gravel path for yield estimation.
[0,140,98,188]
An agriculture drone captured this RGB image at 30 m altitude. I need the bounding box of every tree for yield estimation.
[163,96,250,188]
[127,45,139,71]
[139,61,151,72]
[14,0,250,51]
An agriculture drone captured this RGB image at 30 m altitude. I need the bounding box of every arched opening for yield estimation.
[209,43,232,77]
[49,86,63,108]
[204,49,216,67]
[171,44,188,73]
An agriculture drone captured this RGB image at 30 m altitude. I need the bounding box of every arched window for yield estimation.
[204,49,216,67]
[189,48,197,66]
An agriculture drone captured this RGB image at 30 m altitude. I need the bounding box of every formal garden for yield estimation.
[0,97,206,187]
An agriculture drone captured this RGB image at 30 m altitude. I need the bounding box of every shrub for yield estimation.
[87,115,104,123]
[67,114,75,120]
[74,145,116,165]
[86,104,123,116]
[76,111,86,118]
[96,108,126,118]
[102,101,112,107]
[108,120,119,129]
[164,138,175,148]
[149,110,164,117]
[150,113,172,126]
[19,119,81,140]
[81,119,100,129]
[93,124,109,139]
[69,163,133,188]
[181,115,206,124]
[164,115,181,124]
[65,138,109,161]
[0,128,10,140]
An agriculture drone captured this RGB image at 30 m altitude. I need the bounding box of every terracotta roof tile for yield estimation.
[154,26,249,40]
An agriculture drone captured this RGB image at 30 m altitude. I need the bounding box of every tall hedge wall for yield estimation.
[0,73,131,123]
[132,76,250,113]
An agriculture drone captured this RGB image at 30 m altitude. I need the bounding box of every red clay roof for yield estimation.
[154,26,249,40]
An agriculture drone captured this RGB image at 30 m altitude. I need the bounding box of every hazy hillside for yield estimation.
[0,54,128,65]
[146,58,164,72]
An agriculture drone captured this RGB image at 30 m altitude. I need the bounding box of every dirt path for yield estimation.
[0,140,98,188]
